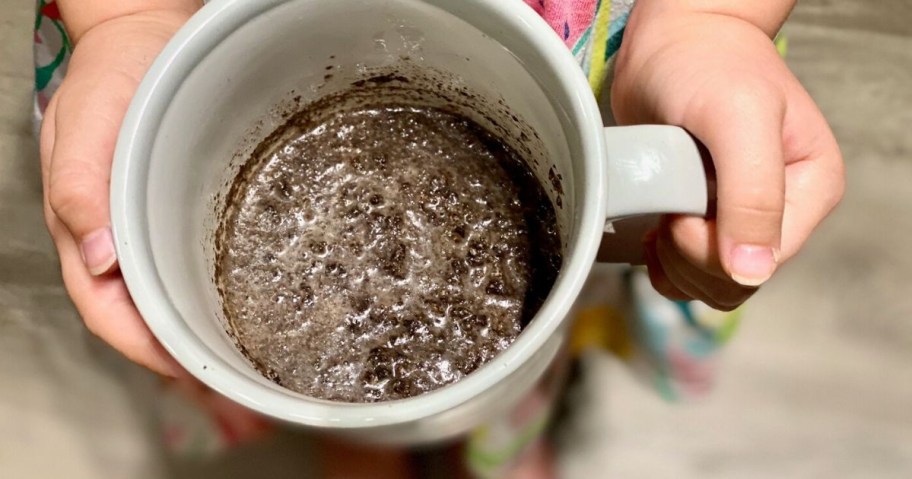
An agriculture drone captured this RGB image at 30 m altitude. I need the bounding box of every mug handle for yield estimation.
[597,125,713,264]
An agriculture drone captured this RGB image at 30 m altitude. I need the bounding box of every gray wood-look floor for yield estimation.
[2,1,910,478]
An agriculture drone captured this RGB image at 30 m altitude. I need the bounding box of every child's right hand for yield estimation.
[40,10,192,377]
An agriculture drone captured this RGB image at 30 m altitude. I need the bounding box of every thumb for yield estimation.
[47,64,138,276]
[688,82,786,286]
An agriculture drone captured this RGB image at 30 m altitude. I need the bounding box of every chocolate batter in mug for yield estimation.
[217,87,562,402]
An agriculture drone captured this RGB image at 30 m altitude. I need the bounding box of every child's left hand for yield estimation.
[612,4,845,311]
[40,10,192,376]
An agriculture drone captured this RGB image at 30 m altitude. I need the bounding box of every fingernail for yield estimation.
[729,244,777,287]
[80,227,117,276]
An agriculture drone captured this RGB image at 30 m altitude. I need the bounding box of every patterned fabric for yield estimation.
[524,0,634,95]
[620,267,739,400]
[34,0,69,118]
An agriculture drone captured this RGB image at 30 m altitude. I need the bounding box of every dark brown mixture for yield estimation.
[217,92,561,402]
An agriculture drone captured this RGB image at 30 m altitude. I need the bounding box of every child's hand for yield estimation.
[612,5,844,310]
[40,11,191,377]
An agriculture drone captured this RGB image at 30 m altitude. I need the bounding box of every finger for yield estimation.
[688,80,787,287]
[664,215,727,279]
[654,232,716,307]
[46,69,137,276]
[47,215,181,377]
[779,83,845,262]
[657,228,756,311]
[45,32,154,276]
[643,232,690,301]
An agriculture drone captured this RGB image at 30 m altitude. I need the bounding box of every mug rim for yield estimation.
[111,0,608,428]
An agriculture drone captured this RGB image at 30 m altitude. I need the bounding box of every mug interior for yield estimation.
[116,0,605,434]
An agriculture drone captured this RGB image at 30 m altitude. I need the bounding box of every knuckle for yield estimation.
[719,78,783,115]
[48,172,95,221]
[668,217,713,258]
[718,181,786,222]
[42,196,55,223]
[42,204,58,235]
[721,200,784,224]
[668,216,700,242]
[82,313,105,339]
[825,159,847,212]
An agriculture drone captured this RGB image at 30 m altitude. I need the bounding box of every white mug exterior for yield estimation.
[111,0,706,444]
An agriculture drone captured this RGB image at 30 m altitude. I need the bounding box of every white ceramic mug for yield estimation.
[112,0,707,445]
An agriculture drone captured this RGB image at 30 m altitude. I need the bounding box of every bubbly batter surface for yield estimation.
[217,96,561,402]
